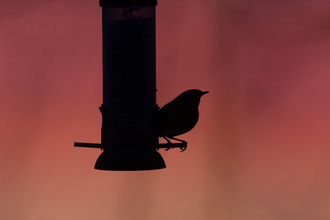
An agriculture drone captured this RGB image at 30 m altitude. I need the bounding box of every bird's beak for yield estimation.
[202,91,209,96]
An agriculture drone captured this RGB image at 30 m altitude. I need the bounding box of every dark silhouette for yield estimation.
[155,89,209,151]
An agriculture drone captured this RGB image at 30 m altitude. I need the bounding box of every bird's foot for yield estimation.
[180,141,187,152]
[162,136,173,151]
[158,137,187,151]
[166,137,187,152]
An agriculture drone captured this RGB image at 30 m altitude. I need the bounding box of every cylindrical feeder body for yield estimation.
[95,0,165,170]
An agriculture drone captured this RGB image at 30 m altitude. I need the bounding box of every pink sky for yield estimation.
[1,0,330,219]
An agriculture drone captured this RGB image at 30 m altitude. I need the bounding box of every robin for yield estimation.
[155,89,209,151]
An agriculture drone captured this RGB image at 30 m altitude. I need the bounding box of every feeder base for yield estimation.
[94,148,166,171]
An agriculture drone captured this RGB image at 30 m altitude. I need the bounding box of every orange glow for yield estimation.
[1,0,330,219]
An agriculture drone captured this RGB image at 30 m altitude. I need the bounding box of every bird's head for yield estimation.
[175,89,209,106]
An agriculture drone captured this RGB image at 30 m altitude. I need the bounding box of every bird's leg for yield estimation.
[167,137,187,152]
[162,136,174,151]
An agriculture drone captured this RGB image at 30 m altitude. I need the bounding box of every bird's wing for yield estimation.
[157,100,199,137]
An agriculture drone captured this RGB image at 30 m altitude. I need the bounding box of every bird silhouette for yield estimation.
[155,89,209,151]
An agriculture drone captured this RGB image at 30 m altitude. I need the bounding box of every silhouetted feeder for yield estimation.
[74,0,166,171]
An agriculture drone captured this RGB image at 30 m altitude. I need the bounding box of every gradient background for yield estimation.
[2,0,330,219]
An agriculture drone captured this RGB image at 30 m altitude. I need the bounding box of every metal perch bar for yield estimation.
[74,142,186,150]
[157,143,187,148]
[74,142,102,148]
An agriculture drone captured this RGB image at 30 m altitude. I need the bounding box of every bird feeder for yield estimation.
[75,0,166,171]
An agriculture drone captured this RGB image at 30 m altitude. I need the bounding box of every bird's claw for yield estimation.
[160,137,187,151]
[165,142,172,151]
[163,137,173,151]
[180,141,187,152]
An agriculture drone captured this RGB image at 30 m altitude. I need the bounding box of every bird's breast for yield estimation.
[156,108,199,137]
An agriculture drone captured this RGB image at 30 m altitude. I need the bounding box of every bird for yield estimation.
[154,89,209,151]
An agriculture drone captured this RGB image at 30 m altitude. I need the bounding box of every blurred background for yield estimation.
[2,0,330,219]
